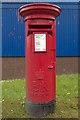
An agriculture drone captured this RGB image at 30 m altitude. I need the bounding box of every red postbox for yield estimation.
[19,3,61,117]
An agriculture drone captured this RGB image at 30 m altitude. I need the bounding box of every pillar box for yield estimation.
[19,3,61,117]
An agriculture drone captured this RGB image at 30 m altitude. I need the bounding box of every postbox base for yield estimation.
[25,99,56,117]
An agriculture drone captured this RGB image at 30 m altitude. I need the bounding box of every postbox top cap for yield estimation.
[19,3,61,11]
[19,3,61,20]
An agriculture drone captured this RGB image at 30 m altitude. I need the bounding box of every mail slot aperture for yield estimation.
[29,25,52,29]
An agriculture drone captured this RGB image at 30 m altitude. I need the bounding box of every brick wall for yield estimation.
[2,57,78,80]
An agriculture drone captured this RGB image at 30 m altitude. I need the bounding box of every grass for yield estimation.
[2,74,78,118]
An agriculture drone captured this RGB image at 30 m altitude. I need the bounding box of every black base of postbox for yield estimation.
[25,99,56,117]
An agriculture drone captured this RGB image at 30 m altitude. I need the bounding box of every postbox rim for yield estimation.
[18,3,61,20]
[19,3,61,12]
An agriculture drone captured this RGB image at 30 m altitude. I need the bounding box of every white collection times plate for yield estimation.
[35,33,46,52]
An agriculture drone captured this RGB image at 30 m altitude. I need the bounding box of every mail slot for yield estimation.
[19,3,61,117]
[29,24,52,29]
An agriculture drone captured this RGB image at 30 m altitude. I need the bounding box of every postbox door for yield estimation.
[25,21,56,103]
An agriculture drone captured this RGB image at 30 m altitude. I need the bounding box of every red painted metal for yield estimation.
[19,3,61,103]
[19,3,61,21]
